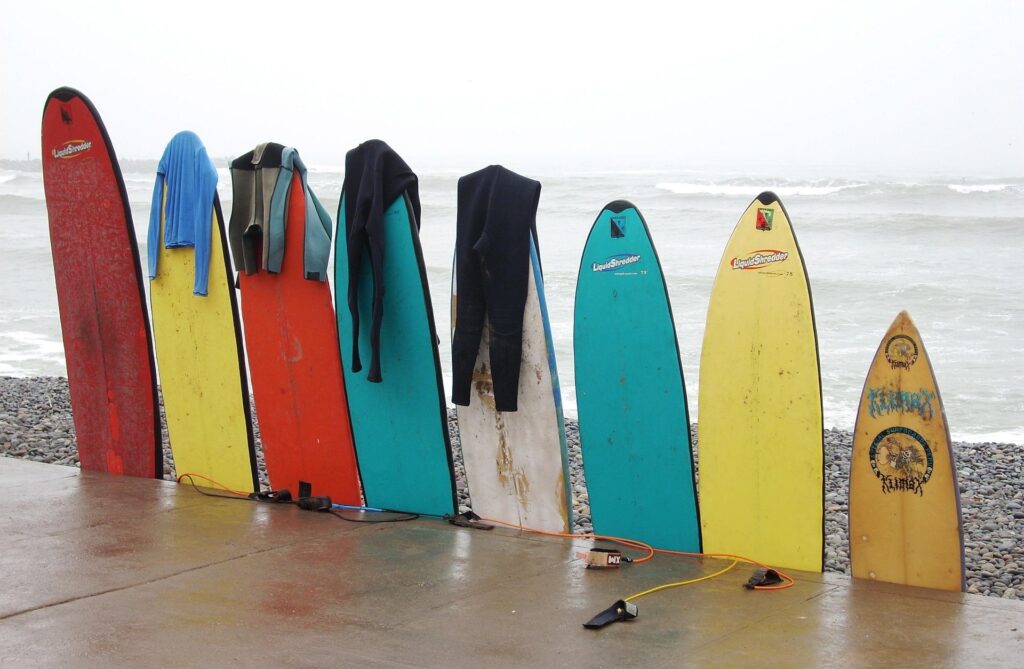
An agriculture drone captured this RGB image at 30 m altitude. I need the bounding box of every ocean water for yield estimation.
[2,160,1021,444]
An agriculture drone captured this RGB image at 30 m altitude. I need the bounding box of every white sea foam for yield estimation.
[947,184,1012,194]
[0,330,66,377]
[655,181,865,197]
[951,428,1024,445]
[0,173,45,201]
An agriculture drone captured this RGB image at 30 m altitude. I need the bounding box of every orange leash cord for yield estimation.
[479,516,795,590]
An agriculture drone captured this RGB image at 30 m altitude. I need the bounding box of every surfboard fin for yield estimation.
[744,568,783,589]
[445,510,494,530]
[583,600,638,629]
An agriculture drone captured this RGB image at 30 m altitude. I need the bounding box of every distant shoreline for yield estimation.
[0,376,1021,600]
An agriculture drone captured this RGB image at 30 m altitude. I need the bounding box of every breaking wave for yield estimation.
[656,180,866,197]
[655,178,1024,200]
[946,184,1014,194]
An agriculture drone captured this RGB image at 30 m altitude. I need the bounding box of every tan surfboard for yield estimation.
[849,311,965,591]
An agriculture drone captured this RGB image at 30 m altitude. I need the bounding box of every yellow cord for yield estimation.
[624,560,740,602]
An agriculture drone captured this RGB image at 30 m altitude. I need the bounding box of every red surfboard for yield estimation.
[40,87,161,477]
[238,171,361,503]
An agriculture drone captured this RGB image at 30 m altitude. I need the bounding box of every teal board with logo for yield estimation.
[573,201,700,551]
[335,193,457,516]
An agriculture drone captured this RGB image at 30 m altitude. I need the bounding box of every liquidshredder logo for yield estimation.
[592,254,641,272]
[730,249,789,270]
[756,207,774,230]
[52,139,93,160]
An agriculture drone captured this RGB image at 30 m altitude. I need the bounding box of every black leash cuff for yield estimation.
[744,568,783,589]
[445,510,494,530]
[583,600,638,629]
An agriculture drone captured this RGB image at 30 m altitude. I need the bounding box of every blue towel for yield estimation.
[147,131,218,296]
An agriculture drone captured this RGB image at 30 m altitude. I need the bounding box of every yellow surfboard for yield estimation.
[150,189,257,493]
[698,192,823,572]
[850,311,965,591]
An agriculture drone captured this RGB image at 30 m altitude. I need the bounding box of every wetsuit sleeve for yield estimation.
[226,163,247,277]
[365,169,387,383]
[304,188,332,282]
[266,161,293,274]
[451,171,483,406]
[346,189,366,375]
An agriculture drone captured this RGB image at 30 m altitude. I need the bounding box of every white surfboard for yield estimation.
[452,238,572,533]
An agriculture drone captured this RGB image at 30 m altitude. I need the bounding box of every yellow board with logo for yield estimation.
[698,192,823,573]
[849,311,965,591]
[150,191,257,493]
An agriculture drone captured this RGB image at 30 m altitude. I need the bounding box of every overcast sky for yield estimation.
[2,0,1021,174]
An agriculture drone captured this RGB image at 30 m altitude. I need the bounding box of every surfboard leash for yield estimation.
[176,473,420,523]
[475,516,795,629]
[177,473,260,499]
[176,474,792,624]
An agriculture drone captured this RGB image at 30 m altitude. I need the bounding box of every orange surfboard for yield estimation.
[238,171,361,504]
[850,311,965,591]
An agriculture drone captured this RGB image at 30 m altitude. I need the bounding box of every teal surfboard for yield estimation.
[574,201,700,551]
[335,193,456,516]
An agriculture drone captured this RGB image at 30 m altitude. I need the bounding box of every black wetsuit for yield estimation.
[341,140,420,383]
[451,165,541,412]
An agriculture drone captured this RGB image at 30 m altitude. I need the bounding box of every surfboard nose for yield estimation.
[603,200,638,214]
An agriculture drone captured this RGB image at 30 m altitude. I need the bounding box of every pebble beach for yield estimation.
[1,376,1020,600]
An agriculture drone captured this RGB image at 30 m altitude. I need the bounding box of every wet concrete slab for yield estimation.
[0,457,1021,667]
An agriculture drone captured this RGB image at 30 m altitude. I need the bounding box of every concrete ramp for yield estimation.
[1,457,1020,667]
